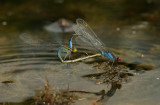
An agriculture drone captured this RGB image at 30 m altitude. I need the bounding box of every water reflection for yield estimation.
[0,0,160,104]
[0,27,158,105]
[44,18,75,33]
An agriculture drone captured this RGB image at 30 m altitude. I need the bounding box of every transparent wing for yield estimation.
[19,33,72,60]
[19,33,59,50]
[19,33,44,46]
[73,18,107,52]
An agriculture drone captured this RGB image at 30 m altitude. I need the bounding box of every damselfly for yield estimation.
[19,33,77,62]
[57,45,77,62]
[72,18,121,62]
[58,34,102,63]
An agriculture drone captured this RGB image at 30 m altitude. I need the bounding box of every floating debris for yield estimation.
[34,81,79,105]
[83,65,133,85]
[44,18,75,33]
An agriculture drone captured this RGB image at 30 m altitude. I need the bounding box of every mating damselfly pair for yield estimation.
[58,18,121,63]
[19,18,120,63]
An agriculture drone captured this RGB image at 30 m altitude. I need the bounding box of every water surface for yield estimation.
[0,0,160,105]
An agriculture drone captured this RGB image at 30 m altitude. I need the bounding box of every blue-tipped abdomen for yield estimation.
[69,40,72,49]
[101,51,114,59]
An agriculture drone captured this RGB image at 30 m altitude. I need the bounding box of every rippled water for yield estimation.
[1,0,160,103]
[0,20,159,105]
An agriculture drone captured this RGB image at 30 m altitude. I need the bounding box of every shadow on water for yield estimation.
[0,20,159,104]
[0,33,155,105]
[0,26,159,105]
[0,0,160,105]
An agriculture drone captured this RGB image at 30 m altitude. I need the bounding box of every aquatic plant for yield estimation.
[34,81,75,105]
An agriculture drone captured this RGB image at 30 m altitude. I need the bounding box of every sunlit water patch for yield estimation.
[0,40,118,103]
[0,20,159,105]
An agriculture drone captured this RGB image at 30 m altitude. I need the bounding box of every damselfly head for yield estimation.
[72,48,77,53]
[117,57,121,62]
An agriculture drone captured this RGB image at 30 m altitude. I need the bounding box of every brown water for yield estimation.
[0,0,160,105]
